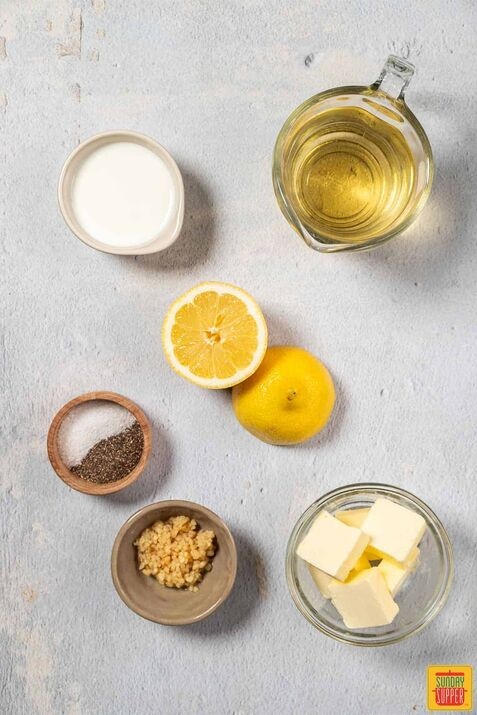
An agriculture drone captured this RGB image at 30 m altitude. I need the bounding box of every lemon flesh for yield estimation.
[232,346,335,444]
[162,282,268,389]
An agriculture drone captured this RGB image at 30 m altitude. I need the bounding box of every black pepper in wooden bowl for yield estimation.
[71,422,144,484]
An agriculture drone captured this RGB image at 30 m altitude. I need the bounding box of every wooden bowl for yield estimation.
[111,500,237,625]
[47,391,152,495]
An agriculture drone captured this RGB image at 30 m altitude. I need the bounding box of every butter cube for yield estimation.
[296,511,369,581]
[377,559,408,596]
[377,547,420,596]
[361,498,426,563]
[308,553,371,599]
[400,545,420,569]
[329,567,399,629]
[335,508,370,528]
[335,511,378,563]
[308,565,336,598]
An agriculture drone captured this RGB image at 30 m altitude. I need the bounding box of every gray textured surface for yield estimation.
[1,2,476,714]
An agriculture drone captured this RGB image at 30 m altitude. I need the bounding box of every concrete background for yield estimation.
[1,1,476,713]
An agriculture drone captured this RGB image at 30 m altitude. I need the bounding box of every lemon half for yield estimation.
[162,282,268,389]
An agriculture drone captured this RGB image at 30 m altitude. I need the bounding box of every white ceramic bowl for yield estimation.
[58,130,184,255]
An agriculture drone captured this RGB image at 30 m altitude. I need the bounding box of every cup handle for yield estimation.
[371,55,415,101]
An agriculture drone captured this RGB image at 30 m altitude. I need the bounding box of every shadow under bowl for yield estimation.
[111,500,237,625]
[286,482,453,646]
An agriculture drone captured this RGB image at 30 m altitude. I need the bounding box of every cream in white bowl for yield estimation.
[58,131,184,255]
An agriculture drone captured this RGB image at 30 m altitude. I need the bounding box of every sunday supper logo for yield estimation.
[427,666,473,711]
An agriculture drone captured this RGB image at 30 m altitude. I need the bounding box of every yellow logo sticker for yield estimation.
[427,665,473,710]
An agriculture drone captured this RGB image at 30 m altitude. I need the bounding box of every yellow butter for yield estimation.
[308,553,371,599]
[335,507,370,528]
[329,567,399,629]
[377,547,420,596]
[361,498,426,563]
[296,510,369,581]
[308,564,336,599]
[352,553,371,572]
[377,559,408,596]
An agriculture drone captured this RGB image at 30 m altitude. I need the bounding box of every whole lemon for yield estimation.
[232,346,335,445]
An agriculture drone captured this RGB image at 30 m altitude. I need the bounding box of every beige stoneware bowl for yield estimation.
[111,500,237,625]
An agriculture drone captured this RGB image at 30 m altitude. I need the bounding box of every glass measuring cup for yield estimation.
[273,56,434,253]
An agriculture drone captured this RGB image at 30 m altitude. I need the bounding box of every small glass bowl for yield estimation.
[286,483,453,646]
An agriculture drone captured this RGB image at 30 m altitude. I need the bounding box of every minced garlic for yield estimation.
[134,515,216,592]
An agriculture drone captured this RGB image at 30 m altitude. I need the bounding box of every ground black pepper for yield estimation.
[71,421,144,483]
